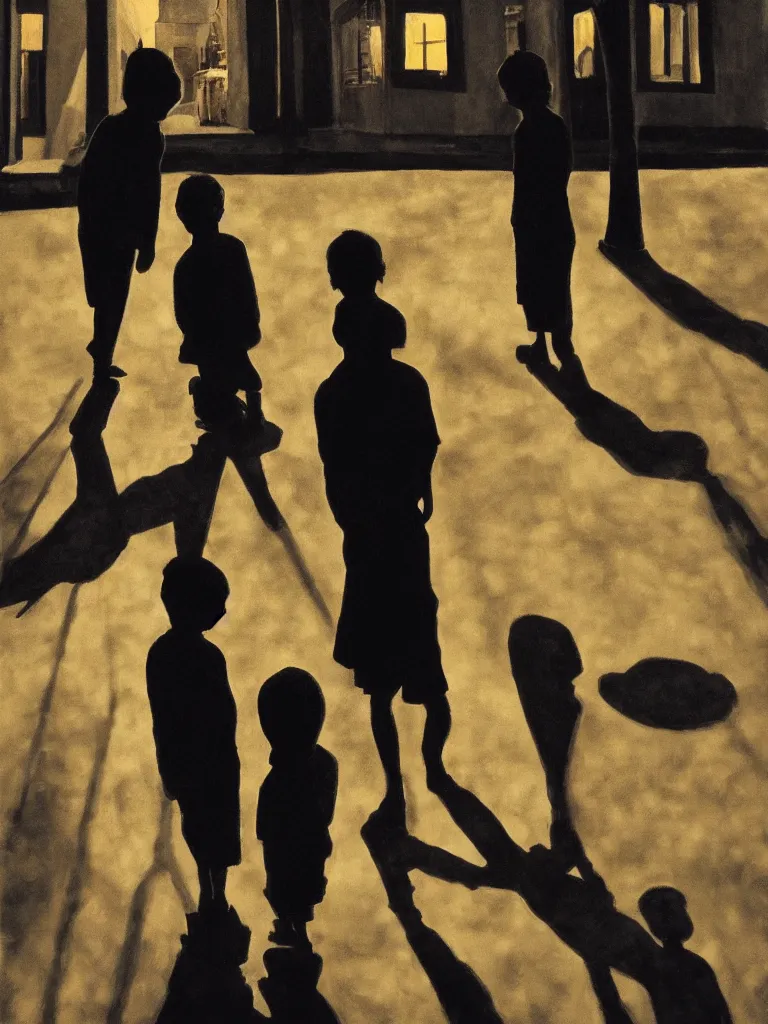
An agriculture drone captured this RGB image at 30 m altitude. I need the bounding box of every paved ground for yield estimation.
[1,168,768,1023]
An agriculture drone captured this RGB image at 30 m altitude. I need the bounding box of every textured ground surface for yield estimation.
[1,169,768,1023]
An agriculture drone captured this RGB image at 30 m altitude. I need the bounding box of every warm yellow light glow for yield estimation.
[688,1,701,83]
[573,10,595,79]
[404,12,448,74]
[21,13,44,52]
[650,2,699,83]
[369,24,383,80]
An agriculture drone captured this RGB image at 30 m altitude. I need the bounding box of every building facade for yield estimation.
[1,0,767,170]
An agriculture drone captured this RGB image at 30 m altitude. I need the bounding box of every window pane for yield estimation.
[369,24,383,79]
[669,4,684,81]
[649,3,666,80]
[21,13,44,52]
[573,10,595,78]
[404,12,448,74]
[688,1,701,83]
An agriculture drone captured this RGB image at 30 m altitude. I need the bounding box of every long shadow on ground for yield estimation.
[521,352,768,610]
[599,244,768,372]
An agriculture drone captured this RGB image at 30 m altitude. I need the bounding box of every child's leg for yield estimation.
[551,328,576,365]
[89,264,133,378]
[211,866,228,909]
[197,863,214,912]
[369,690,406,826]
[423,694,451,791]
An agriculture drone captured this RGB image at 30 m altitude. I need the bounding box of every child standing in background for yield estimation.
[497,51,578,370]
[174,174,280,448]
[77,46,180,380]
[257,668,338,951]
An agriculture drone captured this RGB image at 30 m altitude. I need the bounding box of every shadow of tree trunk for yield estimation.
[599,244,768,371]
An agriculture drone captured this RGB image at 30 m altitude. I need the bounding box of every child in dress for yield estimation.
[77,46,180,380]
[174,174,279,447]
[146,557,241,923]
[257,668,338,950]
[315,231,452,832]
[497,51,577,369]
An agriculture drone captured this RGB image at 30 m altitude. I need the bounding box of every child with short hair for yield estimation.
[256,668,338,950]
[77,46,181,380]
[174,174,279,447]
[315,231,452,832]
[497,51,577,369]
[146,556,241,924]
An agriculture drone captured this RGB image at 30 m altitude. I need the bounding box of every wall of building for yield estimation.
[45,0,86,158]
[634,0,768,129]
[226,0,249,129]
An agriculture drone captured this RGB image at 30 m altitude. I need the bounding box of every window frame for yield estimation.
[635,0,714,93]
[388,0,466,92]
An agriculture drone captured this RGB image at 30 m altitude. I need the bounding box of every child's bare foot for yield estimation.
[269,918,303,947]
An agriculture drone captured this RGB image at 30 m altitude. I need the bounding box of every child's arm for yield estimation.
[135,132,164,272]
[233,239,262,348]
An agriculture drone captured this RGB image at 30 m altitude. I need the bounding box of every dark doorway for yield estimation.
[302,0,333,128]
[565,2,608,140]
[19,11,46,137]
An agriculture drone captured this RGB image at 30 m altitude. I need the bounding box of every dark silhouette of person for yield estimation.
[257,668,338,951]
[314,230,452,830]
[498,51,577,369]
[174,174,281,451]
[507,615,595,874]
[77,46,181,380]
[253,946,342,1023]
[146,557,243,935]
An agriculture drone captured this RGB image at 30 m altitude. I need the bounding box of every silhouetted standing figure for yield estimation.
[77,47,181,380]
[174,175,280,447]
[146,557,241,925]
[314,231,452,831]
[257,668,338,951]
[498,51,577,368]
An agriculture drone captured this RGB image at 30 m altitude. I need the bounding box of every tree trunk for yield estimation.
[592,0,645,251]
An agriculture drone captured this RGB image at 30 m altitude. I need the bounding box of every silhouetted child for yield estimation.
[146,556,241,923]
[315,230,452,831]
[174,174,278,446]
[77,46,181,380]
[497,51,577,369]
[256,668,338,950]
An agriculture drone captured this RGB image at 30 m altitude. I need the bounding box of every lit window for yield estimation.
[637,0,710,90]
[573,10,595,79]
[21,13,44,52]
[504,4,526,56]
[340,0,383,87]
[404,12,447,74]
[649,2,700,82]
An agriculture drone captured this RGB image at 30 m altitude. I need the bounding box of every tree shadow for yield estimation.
[599,243,768,372]
[523,353,768,610]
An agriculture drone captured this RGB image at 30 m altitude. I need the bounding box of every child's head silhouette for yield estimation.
[123,46,181,121]
[327,231,386,296]
[638,887,694,944]
[508,615,583,692]
[497,51,552,110]
[258,668,326,754]
[160,555,229,632]
[175,174,225,235]
[332,296,406,353]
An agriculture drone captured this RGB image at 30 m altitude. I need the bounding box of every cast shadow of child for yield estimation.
[523,351,768,609]
[379,616,732,1024]
[0,381,287,615]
